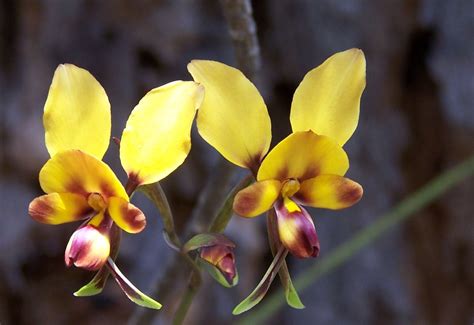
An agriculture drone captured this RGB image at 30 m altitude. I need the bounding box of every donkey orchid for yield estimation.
[188,49,365,258]
[28,64,202,308]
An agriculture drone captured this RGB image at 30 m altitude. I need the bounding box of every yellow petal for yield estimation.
[39,150,127,200]
[28,192,92,224]
[290,49,366,146]
[44,64,111,159]
[295,175,363,210]
[108,197,146,233]
[188,60,271,171]
[257,131,349,182]
[233,180,282,217]
[120,81,203,185]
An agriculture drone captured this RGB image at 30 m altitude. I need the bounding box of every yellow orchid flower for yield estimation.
[188,49,365,258]
[28,64,202,308]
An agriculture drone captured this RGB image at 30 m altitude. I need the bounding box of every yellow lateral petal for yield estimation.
[44,64,111,159]
[257,131,349,182]
[290,49,366,146]
[188,60,272,171]
[295,175,363,210]
[39,150,127,200]
[120,81,203,185]
[108,197,146,233]
[28,192,92,224]
[233,180,282,217]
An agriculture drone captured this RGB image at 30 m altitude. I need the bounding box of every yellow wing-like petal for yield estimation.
[120,81,203,185]
[43,64,111,159]
[257,131,349,182]
[39,150,128,200]
[295,175,363,210]
[108,197,146,233]
[290,49,366,146]
[28,192,92,225]
[233,180,282,217]
[188,60,271,171]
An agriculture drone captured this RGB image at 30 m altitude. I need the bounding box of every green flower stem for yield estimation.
[140,182,201,279]
[171,173,254,324]
[238,153,474,324]
[140,182,182,248]
[171,272,201,325]
[209,173,254,232]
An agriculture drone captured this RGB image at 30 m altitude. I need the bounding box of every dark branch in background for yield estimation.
[128,0,262,324]
[220,0,261,81]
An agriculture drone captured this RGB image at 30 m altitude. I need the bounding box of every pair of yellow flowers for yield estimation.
[29,48,365,292]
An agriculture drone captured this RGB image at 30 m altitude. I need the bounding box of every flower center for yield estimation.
[87,193,107,212]
[281,178,300,198]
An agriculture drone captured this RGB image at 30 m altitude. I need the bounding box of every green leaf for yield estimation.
[74,224,122,297]
[183,233,235,253]
[266,210,305,309]
[106,258,162,309]
[232,246,288,315]
[199,259,239,288]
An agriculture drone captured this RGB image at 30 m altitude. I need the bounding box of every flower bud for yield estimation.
[65,225,110,271]
[274,199,320,258]
[200,244,236,284]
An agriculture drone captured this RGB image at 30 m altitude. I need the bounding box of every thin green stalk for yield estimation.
[209,173,253,232]
[140,183,202,277]
[171,272,201,325]
[140,182,181,248]
[171,173,254,324]
[238,153,474,324]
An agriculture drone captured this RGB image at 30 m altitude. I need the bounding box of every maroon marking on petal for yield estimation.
[125,173,142,196]
[66,181,88,197]
[275,166,289,182]
[121,203,146,233]
[100,182,117,199]
[28,197,55,223]
[300,165,320,181]
[245,154,262,178]
[233,190,260,216]
[28,195,93,224]
[338,182,363,206]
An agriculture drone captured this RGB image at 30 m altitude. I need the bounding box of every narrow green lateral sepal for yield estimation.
[106,258,162,309]
[280,265,305,309]
[266,210,305,309]
[74,267,109,296]
[232,246,288,315]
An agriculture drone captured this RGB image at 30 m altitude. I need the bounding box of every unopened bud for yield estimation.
[200,245,236,284]
[65,225,110,271]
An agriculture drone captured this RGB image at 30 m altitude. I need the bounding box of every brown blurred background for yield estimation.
[1,1,473,324]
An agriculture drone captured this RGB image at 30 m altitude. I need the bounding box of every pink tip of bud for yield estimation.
[65,225,110,271]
